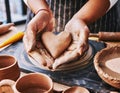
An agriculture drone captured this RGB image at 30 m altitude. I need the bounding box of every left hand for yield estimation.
[52,18,90,69]
[23,10,55,68]
[23,10,55,52]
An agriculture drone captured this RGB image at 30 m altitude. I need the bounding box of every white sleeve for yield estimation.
[108,0,118,10]
[23,0,29,7]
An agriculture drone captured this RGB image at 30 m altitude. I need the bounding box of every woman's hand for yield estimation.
[65,18,89,55]
[23,10,55,68]
[53,17,90,69]
[23,10,55,52]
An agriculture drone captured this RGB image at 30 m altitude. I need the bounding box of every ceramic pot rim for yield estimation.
[94,46,120,80]
[14,72,53,93]
[0,55,17,70]
[94,46,120,86]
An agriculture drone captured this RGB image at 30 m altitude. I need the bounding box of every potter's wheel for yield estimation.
[28,44,94,71]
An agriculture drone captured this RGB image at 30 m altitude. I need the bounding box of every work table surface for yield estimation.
[0,39,120,93]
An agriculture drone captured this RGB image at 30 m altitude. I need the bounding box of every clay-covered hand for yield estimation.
[23,10,55,52]
[52,18,90,69]
[23,10,55,68]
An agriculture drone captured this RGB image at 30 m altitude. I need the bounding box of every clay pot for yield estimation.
[62,86,89,93]
[94,46,120,89]
[0,55,20,81]
[14,73,53,93]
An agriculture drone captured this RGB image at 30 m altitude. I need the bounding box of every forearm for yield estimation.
[26,0,50,14]
[73,0,110,24]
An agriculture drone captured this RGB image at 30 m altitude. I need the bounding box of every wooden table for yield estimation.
[0,32,120,92]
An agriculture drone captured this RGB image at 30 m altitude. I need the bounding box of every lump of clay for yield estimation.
[41,31,72,58]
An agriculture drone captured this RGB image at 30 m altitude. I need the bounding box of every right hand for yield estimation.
[52,18,89,69]
[23,10,55,52]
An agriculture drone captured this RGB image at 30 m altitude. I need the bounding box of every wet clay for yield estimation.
[106,58,120,73]
[94,46,120,89]
[41,31,72,58]
[101,57,120,79]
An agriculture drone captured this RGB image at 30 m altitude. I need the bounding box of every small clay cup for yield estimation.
[62,86,90,93]
[0,55,20,81]
[14,73,53,93]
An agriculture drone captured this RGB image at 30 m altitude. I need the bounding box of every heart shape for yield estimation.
[41,31,72,58]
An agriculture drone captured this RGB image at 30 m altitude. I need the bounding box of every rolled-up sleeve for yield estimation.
[23,0,29,7]
[109,0,118,10]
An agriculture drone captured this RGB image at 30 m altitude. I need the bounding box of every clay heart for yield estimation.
[41,31,72,58]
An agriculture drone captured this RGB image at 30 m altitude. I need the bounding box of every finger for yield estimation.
[77,43,89,55]
[68,43,77,51]
[36,40,54,68]
[67,40,78,51]
[24,25,38,51]
[28,49,47,66]
[39,48,54,69]
[77,26,89,54]
[23,33,36,52]
[78,46,84,55]
[53,50,80,69]
[27,41,54,69]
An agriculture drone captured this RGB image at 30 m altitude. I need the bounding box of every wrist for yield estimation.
[27,0,50,14]
[73,14,89,25]
[36,9,51,22]
[35,9,50,15]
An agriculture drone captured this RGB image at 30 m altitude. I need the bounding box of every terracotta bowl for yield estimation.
[94,46,120,89]
[14,73,53,93]
[0,55,20,81]
[62,86,89,93]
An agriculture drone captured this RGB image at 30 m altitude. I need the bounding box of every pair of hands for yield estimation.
[23,10,89,69]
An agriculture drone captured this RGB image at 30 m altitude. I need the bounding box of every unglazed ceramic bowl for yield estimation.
[62,86,89,93]
[14,73,53,93]
[94,46,120,89]
[0,55,20,81]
